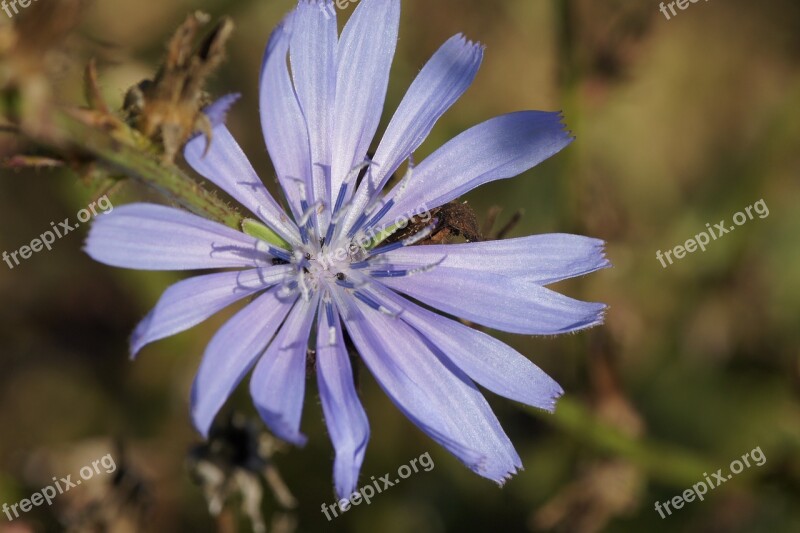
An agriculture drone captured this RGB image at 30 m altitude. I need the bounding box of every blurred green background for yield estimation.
[1,0,799,531]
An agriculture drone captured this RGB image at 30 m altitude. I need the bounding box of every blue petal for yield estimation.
[84,203,268,271]
[330,0,400,203]
[290,0,338,227]
[250,295,318,446]
[345,34,484,229]
[184,121,300,245]
[131,266,291,357]
[316,301,369,499]
[333,289,522,484]
[377,234,610,285]
[202,93,241,129]
[191,288,298,437]
[380,111,573,224]
[367,282,563,411]
[377,266,606,335]
[260,14,311,219]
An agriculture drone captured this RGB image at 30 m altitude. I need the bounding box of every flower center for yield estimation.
[288,235,370,294]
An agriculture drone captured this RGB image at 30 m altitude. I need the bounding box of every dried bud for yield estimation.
[123,12,234,162]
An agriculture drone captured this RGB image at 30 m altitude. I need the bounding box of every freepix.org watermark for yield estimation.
[658,0,712,21]
[1,0,38,19]
[319,0,359,19]
[656,198,768,269]
[2,195,114,270]
[654,446,766,519]
[317,203,432,270]
[321,451,434,521]
[2,453,117,522]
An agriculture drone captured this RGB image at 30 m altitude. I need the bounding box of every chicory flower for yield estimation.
[86,0,609,499]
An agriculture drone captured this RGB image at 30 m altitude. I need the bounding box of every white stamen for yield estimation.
[389,156,415,204]
[402,224,435,246]
[299,201,323,227]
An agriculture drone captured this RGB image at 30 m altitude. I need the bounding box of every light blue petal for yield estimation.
[191,288,298,437]
[259,14,311,220]
[202,93,240,129]
[131,266,292,357]
[330,0,400,203]
[377,234,609,285]
[290,0,338,227]
[367,282,563,411]
[334,289,522,484]
[250,294,318,446]
[380,111,573,224]
[377,266,606,335]
[184,122,300,245]
[316,301,369,499]
[345,34,483,229]
[84,203,268,271]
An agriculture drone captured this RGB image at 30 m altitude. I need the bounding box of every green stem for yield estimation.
[55,111,243,230]
[531,397,716,487]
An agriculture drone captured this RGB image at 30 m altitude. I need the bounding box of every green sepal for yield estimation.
[365,221,404,250]
[242,218,291,250]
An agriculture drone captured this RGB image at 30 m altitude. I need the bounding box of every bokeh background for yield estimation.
[1,0,799,531]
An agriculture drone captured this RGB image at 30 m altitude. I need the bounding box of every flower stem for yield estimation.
[533,397,716,487]
[54,109,243,229]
